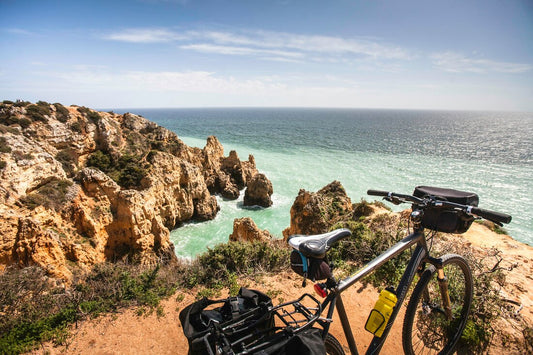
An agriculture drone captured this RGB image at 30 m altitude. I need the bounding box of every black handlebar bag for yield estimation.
[179,287,273,355]
[413,186,479,234]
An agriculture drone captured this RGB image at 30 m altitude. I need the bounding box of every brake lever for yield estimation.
[384,196,402,205]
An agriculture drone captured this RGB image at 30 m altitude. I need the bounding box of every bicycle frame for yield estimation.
[317,228,432,355]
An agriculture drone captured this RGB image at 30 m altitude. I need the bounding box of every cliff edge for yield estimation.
[0,100,263,279]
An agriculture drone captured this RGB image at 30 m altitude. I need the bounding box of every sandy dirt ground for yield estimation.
[29,223,533,354]
[31,272,404,355]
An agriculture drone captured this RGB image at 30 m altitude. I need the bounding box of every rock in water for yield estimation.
[229,217,273,242]
[243,173,273,207]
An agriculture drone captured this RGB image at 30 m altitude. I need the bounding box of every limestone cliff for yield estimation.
[0,100,262,279]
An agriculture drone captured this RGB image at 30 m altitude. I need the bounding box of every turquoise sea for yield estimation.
[126,108,533,258]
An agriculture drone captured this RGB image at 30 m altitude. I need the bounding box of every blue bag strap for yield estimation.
[298,251,309,287]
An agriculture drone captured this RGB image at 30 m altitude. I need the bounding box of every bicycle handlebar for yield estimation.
[367,189,389,197]
[470,206,512,224]
[367,189,512,225]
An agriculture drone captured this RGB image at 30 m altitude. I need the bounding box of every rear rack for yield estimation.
[203,293,322,355]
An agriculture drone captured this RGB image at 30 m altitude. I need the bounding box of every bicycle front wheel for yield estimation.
[402,254,473,355]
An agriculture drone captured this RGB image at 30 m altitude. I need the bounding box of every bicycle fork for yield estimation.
[423,258,453,320]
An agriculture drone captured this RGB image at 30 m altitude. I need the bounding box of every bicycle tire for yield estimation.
[323,331,345,355]
[402,254,473,355]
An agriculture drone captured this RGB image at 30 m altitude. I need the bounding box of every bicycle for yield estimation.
[191,186,512,355]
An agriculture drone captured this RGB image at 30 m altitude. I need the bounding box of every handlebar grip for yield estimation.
[367,189,390,197]
[471,207,512,224]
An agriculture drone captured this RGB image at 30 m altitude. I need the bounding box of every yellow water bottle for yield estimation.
[365,288,397,337]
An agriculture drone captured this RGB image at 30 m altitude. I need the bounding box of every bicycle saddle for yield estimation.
[288,228,351,259]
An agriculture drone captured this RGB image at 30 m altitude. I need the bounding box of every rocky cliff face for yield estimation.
[0,100,264,279]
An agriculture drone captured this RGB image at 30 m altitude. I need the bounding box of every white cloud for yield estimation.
[5,28,37,36]
[103,28,186,43]
[253,31,411,60]
[179,43,304,60]
[432,52,532,73]
[48,68,286,94]
[104,28,412,61]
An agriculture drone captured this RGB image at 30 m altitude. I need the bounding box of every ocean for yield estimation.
[126,108,533,257]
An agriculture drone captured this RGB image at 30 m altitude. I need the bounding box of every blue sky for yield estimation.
[1,0,532,111]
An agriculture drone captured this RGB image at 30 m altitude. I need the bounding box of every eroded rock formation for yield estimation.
[229,217,273,243]
[282,180,353,238]
[0,101,265,279]
[243,173,273,207]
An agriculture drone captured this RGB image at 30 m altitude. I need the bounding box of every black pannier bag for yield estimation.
[179,287,274,355]
[413,186,479,234]
[290,249,332,281]
[255,327,326,355]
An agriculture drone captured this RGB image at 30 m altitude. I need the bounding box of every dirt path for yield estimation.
[32,272,405,354]
[30,224,533,354]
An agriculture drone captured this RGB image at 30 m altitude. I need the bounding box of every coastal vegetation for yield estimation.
[25,102,51,122]
[0,263,181,354]
[86,150,148,190]
[0,240,290,354]
[476,219,509,235]
[19,179,74,211]
[1,206,527,354]
[0,136,11,153]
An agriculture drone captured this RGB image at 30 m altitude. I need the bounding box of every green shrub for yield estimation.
[0,124,19,135]
[13,100,31,107]
[0,103,20,126]
[86,151,148,190]
[429,243,512,352]
[87,110,101,122]
[77,106,90,115]
[70,120,83,133]
[56,149,77,175]
[0,266,75,354]
[12,150,33,161]
[184,241,290,288]
[3,100,14,104]
[328,213,409,286]
[352,199,374,219]
[25,104,50,122]
[77,106,101,122]
[0,136,12,153]
[19,179,74,211]
[18,117,32,129]
[53,103,70,123]
[0,113,19,126]
[0,160,6,169]
[475,219,509,235]
[117,154,147,189]
[87,150,112,173]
